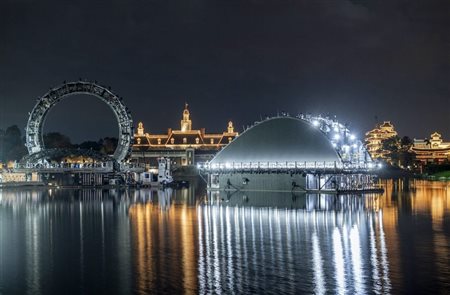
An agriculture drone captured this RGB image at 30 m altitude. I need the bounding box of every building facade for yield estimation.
[131,104,239,168]
[411,132,450,164]
[365,121,398,160]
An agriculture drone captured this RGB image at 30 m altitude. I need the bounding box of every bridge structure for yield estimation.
[198,114,383,193]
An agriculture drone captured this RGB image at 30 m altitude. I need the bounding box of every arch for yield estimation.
[25,81,133,162]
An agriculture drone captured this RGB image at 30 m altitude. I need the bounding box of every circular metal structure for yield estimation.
[26,81,133,162]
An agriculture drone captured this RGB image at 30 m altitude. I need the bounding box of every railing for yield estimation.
[197,161,380,171]
[14,162,115,173]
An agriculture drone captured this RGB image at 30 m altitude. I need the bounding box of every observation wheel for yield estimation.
[25,81,133,162]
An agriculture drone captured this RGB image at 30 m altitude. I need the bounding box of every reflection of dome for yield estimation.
[211,117,341,164]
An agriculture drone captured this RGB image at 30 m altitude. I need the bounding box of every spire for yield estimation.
[227,121,234,133]
[181,102,192,131]
[137,122,144,135]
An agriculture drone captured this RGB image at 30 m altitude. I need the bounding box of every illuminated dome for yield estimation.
[211,117,341,164]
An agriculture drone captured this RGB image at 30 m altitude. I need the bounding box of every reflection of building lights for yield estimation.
[333,228,346,293]
[312,232,326,293]
[350,225,365,293]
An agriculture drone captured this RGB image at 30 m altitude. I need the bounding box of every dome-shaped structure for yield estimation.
[211,117,341,165]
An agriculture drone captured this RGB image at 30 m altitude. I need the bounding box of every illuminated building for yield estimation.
[365,121,398,160]
[201,115,379,192]
[132,104,239,167]
[411,132,450,164]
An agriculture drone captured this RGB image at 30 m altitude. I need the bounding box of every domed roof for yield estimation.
[211,117,341,164]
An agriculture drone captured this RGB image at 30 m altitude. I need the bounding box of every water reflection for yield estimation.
[0,180,449,294]
[199,191,392,294]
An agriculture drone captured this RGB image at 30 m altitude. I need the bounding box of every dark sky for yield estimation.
[1,0,449,143]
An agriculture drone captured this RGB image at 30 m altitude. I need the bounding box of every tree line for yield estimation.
[0,125,118,163]
[380,135,416,169]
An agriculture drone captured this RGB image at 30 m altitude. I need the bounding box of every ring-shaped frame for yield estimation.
[25,81,133,162]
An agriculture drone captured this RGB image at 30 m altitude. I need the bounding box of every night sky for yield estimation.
[1,0,449,143]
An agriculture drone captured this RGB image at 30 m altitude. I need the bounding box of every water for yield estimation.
[0,180,449,294]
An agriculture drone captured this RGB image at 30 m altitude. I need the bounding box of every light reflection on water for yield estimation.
[0,180,449,294]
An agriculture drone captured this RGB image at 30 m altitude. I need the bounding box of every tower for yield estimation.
[137,122,145,136]
[227,121,234,133]
[180,103,192,132]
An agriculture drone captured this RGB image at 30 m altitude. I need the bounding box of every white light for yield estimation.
[368,163,374,169]
[349,134,356,140]
[352,143,358,149]
[312,120,320,127]
[225,162,232,169]
[343,145,350,151]
[377,163,383,169]
[334,127,339,132]
[332,142,337,148]
[334,134,340,140]
[211,163,218,169]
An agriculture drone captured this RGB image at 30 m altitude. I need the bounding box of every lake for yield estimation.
[0,180,449,294]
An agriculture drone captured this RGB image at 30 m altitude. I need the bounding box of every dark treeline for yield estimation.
[381,135,416,169]
[43,132,118,154]
[0,125,28,163]
[0,126,118,163]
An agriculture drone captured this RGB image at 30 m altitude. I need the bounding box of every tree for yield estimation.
[43,132,72,149]
[400,136,413,148]
[77,141,101,151]
[381,135,416,169]
[100,137,118,155]
[1,125,27,162]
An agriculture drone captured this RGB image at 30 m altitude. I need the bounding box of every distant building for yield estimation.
[411,132,450,164]
[131,104,239,167]
[365,121,398,160]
